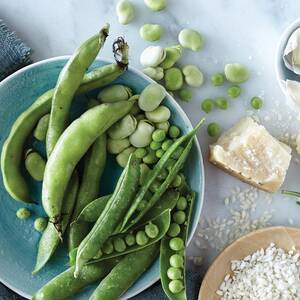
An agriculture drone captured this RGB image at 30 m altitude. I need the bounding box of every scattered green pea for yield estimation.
[167,267,183,280]
[172,175,182,188]
[113,237,127,253]
[169,280,184,294]
[152,129,166,142]
[161,139,173,151]
[182,65,204,87]
[150,141,161,151]
[16,208,30,220]
[136,231,149,246]
[155,149,165,158]
[227,85,241,98]
[173,211,186,224]
[116,0,135,25]
[201,99,214,113]
[170,254,184,268]
[211,73,225,86]
[215,97,228,110]
[167,223,181,237]
[134,147,147,159]
[224,63,249,83]
[125,233,136,246]
[34,217,47,233]
[178,29,203,51]
[251,96,263,109]
[145,222,159,238]
[143,150,158,164]
[176,196,187,210]
[178,88,192,102]
[102,240,114,255]
[144,0,166,11]
[168,126,181,139]
[207,122,221,137]
[164,67,183,91]
[139,24,163,41]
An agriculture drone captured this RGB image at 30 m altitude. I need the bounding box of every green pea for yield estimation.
[152,129,166,142]
[156,121,170,133]
[164,67,183,91]
[135,148,147,159]
[129,120,154,148]
[143,67,164,81]
[170,254,184,268]
[157,168,168,180]
[108,114,137,139]
[140,24,163,41]
[143,150,158,165]
[145,106,171,123]
[215,97,228,110]
[140,46,166,67]
[178,29,203,51]
[169,237,184,251]
[211,73,225,86]
[178,88,192,102]
[34,217,47,233]
[138,83,166,111]
[33,114,50,141]
[150,141,161,150]
[169,280,184,294]
[113,237,127,253]
[182,65,204,87]
[168,126,181,139]
[171,146,184,159]
[102,240,114,255]
[150,179,161,193]
[173,211,186,224]
[125,233,136,246]
[107,138,130,154]
[251,96,263,109]
[145,222,159,238]
[224,63,249,83]
[136,231,149,246]
[176,196,187,210]
[140,163,151,185]
[97,84,132,102]
[201,99,214,113]
[156,149,165,158]
[16,208,30,220]
[227,85,241,98]
[160,45,182,69]
[162,139,173,151]
[116,0,135,25]
[25,150,46,181]
[116,147,136,168]
[167,267,183,280]
[144,0,166,11]
[167,223,181,237]
[207,122,221,137]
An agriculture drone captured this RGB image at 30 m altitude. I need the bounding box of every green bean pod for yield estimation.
[68,133,107,252]
[33,172,79,274]
[89,243,159,300]
[74,154,140,277]
[42,100,134,229]
[160,191,195,300]
[46,25,109,156]
[33,114,50,141]
[32,258,119,300]
[0,41,129,204]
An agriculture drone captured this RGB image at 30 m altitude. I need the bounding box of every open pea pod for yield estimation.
[160,191,195,300]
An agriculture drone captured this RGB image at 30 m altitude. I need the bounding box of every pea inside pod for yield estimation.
[182,65,204,87]
[160,45,182,69]
[145,106,171,123]
[140,46,166,67]
[129,120,155,148]
[116,0,135,25]
[97,84,132,103]
[140,24,163,41]
[138,83,166,112]
[164,67,183,91]
[108,114,137,140]
[25,150,46,181]
[33,114,50,141]
[178,28,203,51]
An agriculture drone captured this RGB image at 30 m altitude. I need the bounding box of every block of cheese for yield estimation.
[209,117,291,192]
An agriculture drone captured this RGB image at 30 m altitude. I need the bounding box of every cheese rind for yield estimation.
[209,117,291,193]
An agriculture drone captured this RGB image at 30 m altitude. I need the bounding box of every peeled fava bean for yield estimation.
[140,46,166,67]
[140,24,163,41]
[107,137,130,154]
[138,83,166,111]
[129,120,154,148]
[145,106,171,123]
[108,114,137,139]
[160,45,182,69]
[97,84,132,103]
[224,63,250,83]
[164,67,183,91]
[116,0,135,25]
[25,150,46,181]
[144,0,167,11]
[116,147,136,168]
[178,28,203,51]
[143,67,164,81]
[182,65,204,87]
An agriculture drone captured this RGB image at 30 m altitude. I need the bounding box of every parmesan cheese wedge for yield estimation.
[209,117,291,192]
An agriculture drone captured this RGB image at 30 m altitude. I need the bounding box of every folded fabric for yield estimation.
[0,19,31,81]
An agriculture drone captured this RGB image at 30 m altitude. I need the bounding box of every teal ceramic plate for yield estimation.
[0,57,204,299]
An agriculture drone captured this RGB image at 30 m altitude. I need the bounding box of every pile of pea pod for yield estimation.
[0,23,205,300]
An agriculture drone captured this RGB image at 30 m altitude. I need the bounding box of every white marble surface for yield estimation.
[2,0,300,274]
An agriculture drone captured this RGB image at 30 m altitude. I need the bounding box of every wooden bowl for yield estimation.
[198,226,300,299]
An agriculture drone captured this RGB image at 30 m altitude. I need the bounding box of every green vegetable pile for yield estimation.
[0,23,204,300]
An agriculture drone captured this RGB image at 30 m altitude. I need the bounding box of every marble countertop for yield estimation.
[2,0,300,280]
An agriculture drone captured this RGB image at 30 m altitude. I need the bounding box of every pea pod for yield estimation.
[33,114,50,141]
[89,243,159,300]
[42,100,134,231]
[160,191,195,300]
[1,39,129,204]
[46,25,109,156]
[33,173,79,274]
[32,258,119,300]
[74,154,140,277]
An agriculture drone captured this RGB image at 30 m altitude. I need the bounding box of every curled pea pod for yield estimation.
[74,154,140,277]
[46,24,109,156]
[32,258,120,300]
[89,243,159,300]
[120,118,205,231]
[42,99,134,231]
[160,191,195,300]
[33,172,79,274]
[0,40,129,204]
[24,150,46,181]
[33,113,50,141]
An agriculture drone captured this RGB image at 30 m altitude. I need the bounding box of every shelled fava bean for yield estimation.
[116,0,135,25]
[140,24,163,41]
[144,0,167,11]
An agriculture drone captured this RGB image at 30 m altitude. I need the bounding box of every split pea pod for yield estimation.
[42,100,134,231]
[75,154,140,277]
[46,24,109,156]
[1,39,129,204]
[68,101,107,252]
[33,172,79,274]
[89,243,159,300]
[32,258,119,300]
